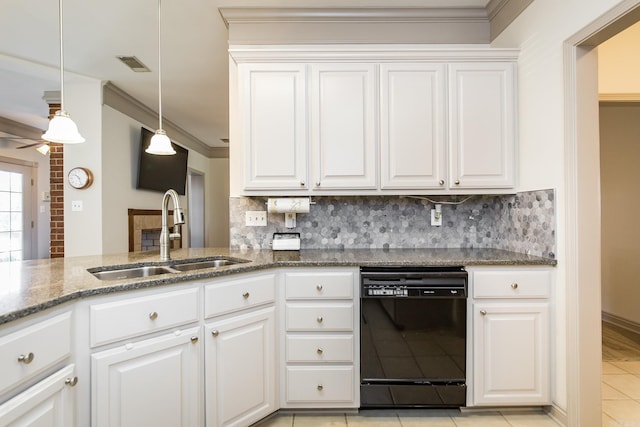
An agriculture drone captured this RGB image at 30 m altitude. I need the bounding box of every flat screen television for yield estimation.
[136,127,189,195]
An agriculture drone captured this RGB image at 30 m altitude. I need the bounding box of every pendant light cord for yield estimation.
[157,0,163,130]
[58,0,65,111]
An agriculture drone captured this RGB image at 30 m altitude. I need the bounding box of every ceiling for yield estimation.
[0,0,490,150]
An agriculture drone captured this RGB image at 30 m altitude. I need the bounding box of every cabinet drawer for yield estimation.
[205,273,275,318]
[90,288,199,347]
[285,271,354,300]
[286,303,353,332]
[286,335,354,363]
[286,366,354,403]
[473,269,550,299]
[0,312,71,396]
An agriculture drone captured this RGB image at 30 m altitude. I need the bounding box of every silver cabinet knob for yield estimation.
[317,384,324,391]
[317,316,323,323]
[511,283,519,289]
[243,292,250,299]
[149,311,158,320]
[300,181,305,187]
[316,284,323,291]
[190,336,199,344]
[315,181,321,187]
[18,352,34,364]
[317,348,323,355]
[480,310,487,316]
[439,179,445,186]
[65,376,78,387]
[455,180,460,185]
[211,330,219,337]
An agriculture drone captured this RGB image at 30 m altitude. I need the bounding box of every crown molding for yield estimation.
[220,7,489,27]
[486,0,534,40]
[0,116,44,140]
[102,82,228,159]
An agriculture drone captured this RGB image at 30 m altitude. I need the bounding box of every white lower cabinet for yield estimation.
[91,327,202,427]
[469,267,551,406]
[281,268,359,408]
[205,307,276,427]
[0,364,77,426]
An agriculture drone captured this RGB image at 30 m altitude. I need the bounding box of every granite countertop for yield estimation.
[0,247,556,325]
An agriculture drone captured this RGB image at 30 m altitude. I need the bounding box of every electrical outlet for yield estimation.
[246,211,267,226]
[71,200,83,212]
[431,204,442,227]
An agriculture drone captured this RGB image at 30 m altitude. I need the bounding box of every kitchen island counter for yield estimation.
[0,247,555,325]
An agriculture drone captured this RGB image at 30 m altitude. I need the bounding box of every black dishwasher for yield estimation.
[360,266,468,408]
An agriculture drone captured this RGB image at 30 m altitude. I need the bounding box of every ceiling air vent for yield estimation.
[117,56,150,72]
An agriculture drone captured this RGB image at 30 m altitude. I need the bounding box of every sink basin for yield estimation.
[170,257,247,272]
[89,257,249,280]
[90,265,178,281]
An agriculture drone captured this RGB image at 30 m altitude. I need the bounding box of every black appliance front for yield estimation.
[360,266,467,408]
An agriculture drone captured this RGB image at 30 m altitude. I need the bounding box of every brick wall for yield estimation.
[48,104,65,258]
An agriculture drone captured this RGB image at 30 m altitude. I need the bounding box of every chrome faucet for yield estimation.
[160,189,185,261]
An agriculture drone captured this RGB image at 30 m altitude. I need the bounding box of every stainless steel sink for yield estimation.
[89,257,249,280]
[170,257,247,272]
[90,265,178,281]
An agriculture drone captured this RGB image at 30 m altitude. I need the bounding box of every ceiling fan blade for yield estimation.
[16,142,45,149]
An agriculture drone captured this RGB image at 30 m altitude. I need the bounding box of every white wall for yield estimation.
[492,0,628,414]
[64,79,104,257]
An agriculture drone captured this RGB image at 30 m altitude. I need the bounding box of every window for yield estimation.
[0,170,24,261]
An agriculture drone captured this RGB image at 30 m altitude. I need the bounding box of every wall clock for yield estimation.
[68,167,94,189]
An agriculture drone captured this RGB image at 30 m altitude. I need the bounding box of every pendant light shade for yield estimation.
[43,110,85,144]
[146,129,175,155]
[145,0,175,155]
[43,0,84,145]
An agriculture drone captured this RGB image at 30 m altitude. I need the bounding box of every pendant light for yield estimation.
[42,0,85,144]
[145,0,175,155]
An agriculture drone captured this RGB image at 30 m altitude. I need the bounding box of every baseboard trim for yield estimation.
[546,404,567,427]
[602,311,640,336]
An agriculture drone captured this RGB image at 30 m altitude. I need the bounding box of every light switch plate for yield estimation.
[246,211,267,226]
[71,200,83,212]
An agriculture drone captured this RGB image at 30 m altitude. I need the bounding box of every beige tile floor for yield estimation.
[602,361,640,426]
[254,409,560,426]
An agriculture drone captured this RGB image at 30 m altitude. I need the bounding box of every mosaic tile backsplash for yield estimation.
[229,189,556,259]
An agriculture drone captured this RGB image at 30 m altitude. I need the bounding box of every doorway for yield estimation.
[188,170,205,248]
[0,158,36,261]
[566,2,640,426]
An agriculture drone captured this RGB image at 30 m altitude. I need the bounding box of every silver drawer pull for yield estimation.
[511,283,519,289]
[149,311,158,320]
[454,180,460,185]
[480,310,487,316]
[18,352,34,364]
[65,376,78,387]
[317,316,323,323]
[316,284,323,291]
[317,384,324,391]
[243,292,250,299]
[190,336,199,344]
[317,348,323,355]
[211,330,220,337]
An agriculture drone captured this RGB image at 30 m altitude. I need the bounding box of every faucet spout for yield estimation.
[160,189,185,261]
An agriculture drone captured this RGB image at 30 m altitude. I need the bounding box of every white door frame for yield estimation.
[564,1,640,426]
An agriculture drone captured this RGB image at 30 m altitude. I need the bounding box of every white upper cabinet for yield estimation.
[240,63,308,190]
[380,63,446,189]
[449,62,516,189]
[310,64,377,190]
[232,46,518,195]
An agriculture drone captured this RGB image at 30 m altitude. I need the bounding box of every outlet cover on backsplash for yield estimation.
[229,189,556,259]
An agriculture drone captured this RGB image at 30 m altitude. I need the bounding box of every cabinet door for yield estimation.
[310,64,377,190]
[449,62,516,189]
[240,63,308,190]
[91,328,201,427]
[205,307,276,427]
[473,302,549,405]
[0,365,76,427]
[380,63,447,189]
